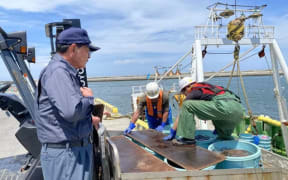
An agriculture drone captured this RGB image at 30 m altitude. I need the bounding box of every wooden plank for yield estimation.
[127,129,225,170]
[110,135,175,173]
[121,168,283,180]
[261,149,288,169]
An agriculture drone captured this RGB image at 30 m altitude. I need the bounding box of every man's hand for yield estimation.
[80,87,93,97]
[92,115,100,130]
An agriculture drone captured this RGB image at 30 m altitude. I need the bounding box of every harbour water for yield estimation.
[90,75,288,120]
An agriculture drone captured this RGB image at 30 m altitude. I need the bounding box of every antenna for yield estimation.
[234,0,237,17]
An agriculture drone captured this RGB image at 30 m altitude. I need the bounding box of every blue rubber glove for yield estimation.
[124,122,136,135]
[163,129,176,141]
[155,122,166,132]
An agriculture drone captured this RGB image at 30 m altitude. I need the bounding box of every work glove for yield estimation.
[124,122,136,135]
[155,122,166,132]
[163,128,176,141]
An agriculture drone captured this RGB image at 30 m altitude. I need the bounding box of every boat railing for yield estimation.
[131,85,146,95]
[169,82,178,93]
[194,25,274,40]
[131,85,146,113]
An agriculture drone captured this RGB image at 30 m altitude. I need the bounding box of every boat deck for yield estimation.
[127,130,225,170]
[1,108,288,179]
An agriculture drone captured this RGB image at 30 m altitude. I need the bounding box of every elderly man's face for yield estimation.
[73,44,90,68]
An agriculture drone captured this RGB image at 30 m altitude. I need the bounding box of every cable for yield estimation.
[264,55,272,72]
[180,61,192,71]
[206,52,233,54]
[205,46,258,82]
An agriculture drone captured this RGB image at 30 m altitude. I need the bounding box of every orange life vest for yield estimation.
[146,90,163,118]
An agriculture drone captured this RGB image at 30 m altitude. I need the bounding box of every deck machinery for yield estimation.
[0,19,99,179]
[152,2,288,156]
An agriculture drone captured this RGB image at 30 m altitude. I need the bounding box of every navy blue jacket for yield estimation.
[35,54,94,143]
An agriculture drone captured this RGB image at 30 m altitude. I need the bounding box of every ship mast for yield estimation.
[157,2,288,154]
[195,2,288,155]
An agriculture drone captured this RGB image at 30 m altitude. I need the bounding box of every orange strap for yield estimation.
[146,90,163,118]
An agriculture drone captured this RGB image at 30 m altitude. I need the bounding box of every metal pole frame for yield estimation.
[15,53,36,93]
[195,39,207,129]
[0,50,36,120]
[157,48,193,83]
[195,40,204,82]
[269,42,288,155]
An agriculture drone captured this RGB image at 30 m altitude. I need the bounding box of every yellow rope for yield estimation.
[226,16,257,133]
[227,42,256,133]
[226,44,239,89]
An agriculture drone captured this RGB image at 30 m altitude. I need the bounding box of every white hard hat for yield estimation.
[145,82,160,99]
[179,76,196,92]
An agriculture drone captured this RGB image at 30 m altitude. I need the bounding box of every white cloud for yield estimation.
[33,55,50,64]
[0,0,76,12]
[0,0,287,79]
[274,19,288,44]
[0,0,208,55]
[84,1,209,55]
[263,14,288,62]
[0,11,7,16]
[28,55,50,78]
[113,59,145,65]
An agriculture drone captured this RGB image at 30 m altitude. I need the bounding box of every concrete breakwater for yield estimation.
[0,70,281,84]
[88,70,279,82]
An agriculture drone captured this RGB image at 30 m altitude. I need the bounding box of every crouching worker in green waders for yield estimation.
[163,76,244,145]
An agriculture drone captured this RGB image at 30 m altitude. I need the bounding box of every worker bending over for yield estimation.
[164,76,244,145]
[124,82,172,134]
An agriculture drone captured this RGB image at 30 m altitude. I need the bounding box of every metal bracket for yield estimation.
[0,40,8,50]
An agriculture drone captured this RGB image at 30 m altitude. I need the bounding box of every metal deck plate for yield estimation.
[110,136,175,173]
[127,130,226,170]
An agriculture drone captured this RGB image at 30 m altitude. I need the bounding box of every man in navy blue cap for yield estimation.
[56,27,100,52]
[35,27,100,180]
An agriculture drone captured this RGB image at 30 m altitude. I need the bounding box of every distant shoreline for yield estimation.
[87,70,279,82]
[0,70,281,83]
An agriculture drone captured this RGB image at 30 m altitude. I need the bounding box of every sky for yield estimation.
[0,0,287,81]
